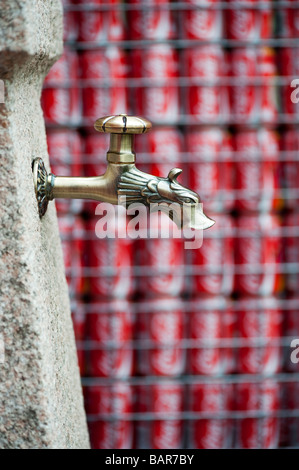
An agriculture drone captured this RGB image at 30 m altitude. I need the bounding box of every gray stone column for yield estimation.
[0,0,90,449]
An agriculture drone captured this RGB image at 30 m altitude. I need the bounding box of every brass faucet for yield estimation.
[33,114,215,230]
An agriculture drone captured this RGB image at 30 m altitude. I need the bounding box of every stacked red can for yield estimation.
[183,45,229,123]
[132,44,179,123]
[80,47,128,124]
[76,0,126,43]
[42,47,81,125]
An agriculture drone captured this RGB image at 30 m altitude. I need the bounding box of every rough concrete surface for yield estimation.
[0,0,90,448]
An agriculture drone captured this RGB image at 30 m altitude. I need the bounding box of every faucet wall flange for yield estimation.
[32,158,55,218]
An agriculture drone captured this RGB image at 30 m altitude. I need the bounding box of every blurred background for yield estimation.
[41,0,299,449]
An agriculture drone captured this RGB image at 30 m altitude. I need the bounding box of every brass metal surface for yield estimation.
[32,114,215,230]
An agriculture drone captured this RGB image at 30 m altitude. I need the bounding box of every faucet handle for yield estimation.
[94,114,152,135]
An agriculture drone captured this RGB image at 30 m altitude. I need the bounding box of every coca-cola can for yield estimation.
[42,48,81,125]
[87,299,134,378]
[182,0,222,40]
[280,381,299,447]
[136,382,184,449]
[277,0,299,38]
[136,297,185,376]
[234,128,281,213]
[191,214,234,296]
[135,127,183,177]
[86,215,134,299]
[58,214,85,299]
[188,382,234,449]
[186,127,234,213]
[189,296,235,375]
[278,47,299,119]
[132,45,179,123]
[234,214,283,297]
[229,47,278,125]
[86,383,133,449]
[80,48,128,123]
[71,301,86,376]
[83,132,109,214]
[281,130,299,211]
[283,295,299,372]
[234,380,280,448]
[135,211,185,298]
[47,129,83,214]
[226,0,273,40]
[62,0,79,42]
[236,297,282,375]
[284,213,299,294]
[77,0,126,42]
[128,0,176,40]
[183,45,229,123]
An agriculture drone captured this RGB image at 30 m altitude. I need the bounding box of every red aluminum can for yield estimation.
[191,214,234,296]
[71,301,86,376]
[226,0,273,40]
[58,214,85,299]
[281,130,299,211]
[236,297,282,375]
[77,0,125,42]
[135,127,183,177]
[283,295,299,372]
[229,47,278,125]
[279,47,299,119]
[135,212,185,298]
[278,0,299,38]
[80,48,128,123]
[187,127,234,213]
[136,382,184,449]
[128,0,176,40]
[183,45,229,123]
[234,214,283,297]
[280,381,299,447]
[62,0,79,42]
[189,296,235,375]
[83,132,109,214]
[234,128,281,212]
[188,383,234,449]
[47,129,83,214]
[42,48,81,125]
[132,45,179,123]
[136,297,185,376]
[87,299,134,378]
[86,215,134,299]
[182,0,222,40]
[284,214,299,294]
[86,383,133,449]
[234,381,280,449]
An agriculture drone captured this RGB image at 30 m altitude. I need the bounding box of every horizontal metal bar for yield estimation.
[61,227,299,241]
[64,262,299,278]
[48,150,299,165]
[45,115,299,128]
[42,76,299,88]
[76,336,298,351]
[63,1,299,12]
[71,298,299,314]
[86,409,299,422]
[66,38,299,49]
[81,372,299,386]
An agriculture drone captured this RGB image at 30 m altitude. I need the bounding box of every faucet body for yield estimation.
[33,114,214,231]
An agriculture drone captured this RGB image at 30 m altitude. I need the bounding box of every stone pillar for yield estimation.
[0,0,90,449]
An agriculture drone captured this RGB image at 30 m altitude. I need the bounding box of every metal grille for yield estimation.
[43,0,299,449]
